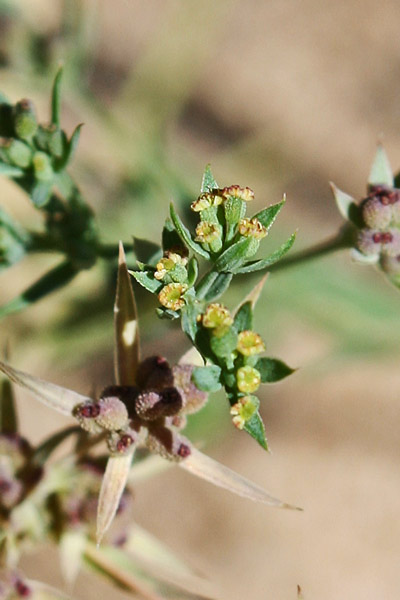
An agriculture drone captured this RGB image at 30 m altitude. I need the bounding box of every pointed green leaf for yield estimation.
[203,272,233,301]
[214,237,253,272]
[0,261,78,319]
[191,365,222,392]
[179,448,301,509]
[155,307,180,320]
[129,269,163,294]
[51,66,63,127]
[233,301,253,332]
[201,164,218,193]
[368,145,394,187]
[0,161,24,177]
[31,180,53,208]
[115,243,140,386]
[187,257,198,287]
[169,203,210,259]
[0,360,90,416]
[181,300,201,343]
[0,374,17,434]
[96,453,134,546]
[256,357,295,383]
[210,328,238,358]
[244,410,268,451]
[62,123,83,167]
[234,233,296,274]
[59,529,86,585]
[254,199,285,230]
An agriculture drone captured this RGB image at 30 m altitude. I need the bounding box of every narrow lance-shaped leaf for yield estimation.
[96,452,135,546]
[233,301,253,332]
[0,360,90,416]
[254,198,285,230]
[96,245,140,546]
[201,164,218,193]
[0,161,24,177]
[368,144,394,187]
[256,357,295,383]
[124,524,216,599]
[179,447,301,510]
[244,411,268,451]
[51,66,63,127]
[85,541,164,600]
[234,232,296,274]
[203,272,233,302]
[130,269,163,294]
[214,237,253,272]
[59,123,83,169]
[169,203,210,259]
[115,242,140,386]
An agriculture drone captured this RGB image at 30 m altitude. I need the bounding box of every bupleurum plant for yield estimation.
[1,68,399,600]
[0,70,303,599]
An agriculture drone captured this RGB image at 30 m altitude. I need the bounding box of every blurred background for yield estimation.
[2,0,400,598]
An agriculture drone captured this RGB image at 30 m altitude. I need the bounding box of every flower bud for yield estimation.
[107,429,138,456]
[236,366,261,393]
[172,364,208,414]
[230,395,259,429]
[135,387,182,420]
[358,229,400,257]
[220,185,254,202]
[362,196,392,229]
[154,252,187,282]
[202,303,233,331]
[96,395,129,431]
[73,401,102,434]
[237,330,265,356]
[194,221,222,245]
[13,99,38,140]
[191,192,223,212]
[32,151,53,181]
[145,426,191,461]
[136,356,173,390]
[158,283,187,310]
[0,138,32,168]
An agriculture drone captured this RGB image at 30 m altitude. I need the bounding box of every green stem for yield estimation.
[195,269,219,300]
[268,225,353,274]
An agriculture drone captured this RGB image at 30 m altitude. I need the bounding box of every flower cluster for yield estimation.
[74,356,208,461]
[332,146,400,287]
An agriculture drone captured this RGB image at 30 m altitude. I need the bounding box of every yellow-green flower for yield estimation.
[230,395,259,429]
[238,217,267,240]
[158,283,187,310]
[236,366,261,393]
[195,221,222,244]
[237,330,265,356]
[154,252,187,281]
[221,185,254,202]
[191,191,224,212]
[202,303,233,330]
